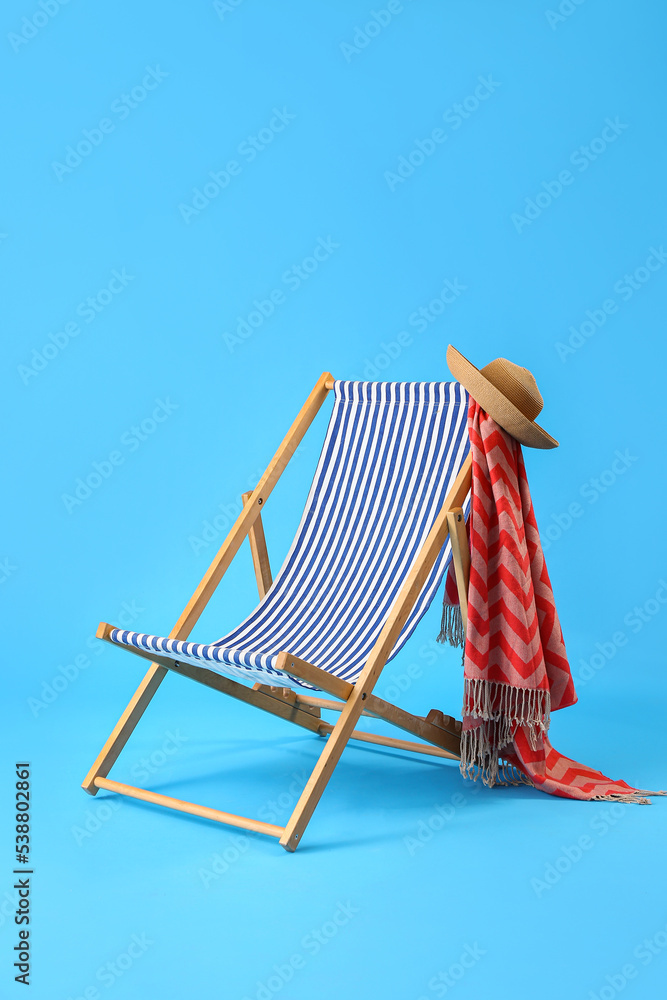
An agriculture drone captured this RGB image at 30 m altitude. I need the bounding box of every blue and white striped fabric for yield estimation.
[110,380,470,690]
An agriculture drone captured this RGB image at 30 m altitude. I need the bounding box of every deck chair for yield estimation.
[83,373,474,851]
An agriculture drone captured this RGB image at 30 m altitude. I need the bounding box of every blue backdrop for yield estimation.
[2,2,666,998]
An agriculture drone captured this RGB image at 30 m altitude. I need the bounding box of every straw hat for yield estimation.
[447,345,558,449]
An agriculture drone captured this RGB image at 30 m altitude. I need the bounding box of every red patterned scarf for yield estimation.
[440,398,662,803]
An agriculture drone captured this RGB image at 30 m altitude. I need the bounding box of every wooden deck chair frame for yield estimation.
[82,372,472,851]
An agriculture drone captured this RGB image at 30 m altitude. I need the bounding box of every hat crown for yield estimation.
[480,357,543,421]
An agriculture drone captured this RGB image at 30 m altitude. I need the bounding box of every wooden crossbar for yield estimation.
[278,692,379,717]
[94,778,284,838]
[319,724,459,760]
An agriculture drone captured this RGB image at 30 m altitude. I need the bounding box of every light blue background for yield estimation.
[2,2,666,998]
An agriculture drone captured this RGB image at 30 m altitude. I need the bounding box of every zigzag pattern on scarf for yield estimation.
[441,398,663,803]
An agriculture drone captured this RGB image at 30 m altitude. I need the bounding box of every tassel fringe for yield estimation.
[591,791,666,805]
[459,679,551,787]
[437,603,465,648]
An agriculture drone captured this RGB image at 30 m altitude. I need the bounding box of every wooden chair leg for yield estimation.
[81,662,168,793]
[82,373,333,795]
[280,682,371,851]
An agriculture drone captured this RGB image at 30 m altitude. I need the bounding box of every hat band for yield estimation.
[480,362,542,421]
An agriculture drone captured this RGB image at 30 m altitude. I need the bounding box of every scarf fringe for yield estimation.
[591,790,666,805]
[459,679,551,787]
[592,794,651,805]
[459,746,532,788]
[437,603,465,648]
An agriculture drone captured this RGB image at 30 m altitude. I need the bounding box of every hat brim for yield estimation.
[447,345,559,450]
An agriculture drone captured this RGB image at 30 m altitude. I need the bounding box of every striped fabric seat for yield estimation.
[110,380,470,690]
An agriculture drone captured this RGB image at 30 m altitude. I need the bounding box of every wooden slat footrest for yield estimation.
[425,709,462,738]
[93,778,285,838]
